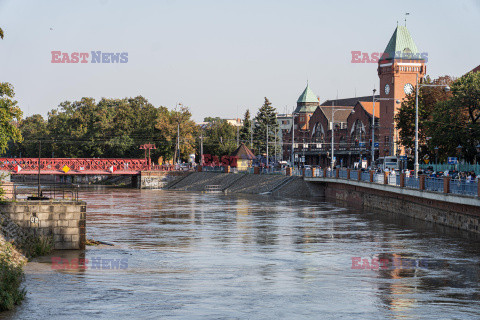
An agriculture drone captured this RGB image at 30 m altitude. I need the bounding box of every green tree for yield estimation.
[427,72,480,162]
[395,76,453,158]
[239,109,252,146]
[13,114,48,157]
[202,119,237,157]
[0,83,23,155]
[155,105,198,163]
[253,97,278,155]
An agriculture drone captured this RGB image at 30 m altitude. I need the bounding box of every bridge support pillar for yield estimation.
[131,175,139,188]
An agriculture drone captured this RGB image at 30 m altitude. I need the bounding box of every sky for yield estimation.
[1,0,479,122]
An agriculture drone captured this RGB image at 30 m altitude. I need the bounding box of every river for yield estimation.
[3,188,480,319]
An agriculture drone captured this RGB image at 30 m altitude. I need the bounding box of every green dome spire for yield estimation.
[295,83,319,113]
[382,26,421,60]
[297,83,318,104]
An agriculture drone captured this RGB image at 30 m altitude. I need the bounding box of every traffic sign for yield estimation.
[447,157,458,165]
[359,142,366,147]
[374,142,379,148]
[399,156,407,160]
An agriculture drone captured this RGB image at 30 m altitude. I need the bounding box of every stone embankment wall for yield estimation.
[0,201,87,249]
[313,178,480,234]
[139,171,189,189]
[166,172,323,197]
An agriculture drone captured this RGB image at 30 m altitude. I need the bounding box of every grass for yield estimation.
[17,234,54,259]
[0,241,26,311]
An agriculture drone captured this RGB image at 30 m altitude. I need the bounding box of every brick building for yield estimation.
[284,25,427,168]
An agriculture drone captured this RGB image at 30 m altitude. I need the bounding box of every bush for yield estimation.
[0,242,26,311]
[18,235,54,259]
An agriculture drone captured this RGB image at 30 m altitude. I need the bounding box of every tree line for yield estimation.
[0,83,281,162]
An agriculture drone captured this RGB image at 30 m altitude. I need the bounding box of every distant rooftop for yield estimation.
[320,106,353,124]
[321,95,379,107]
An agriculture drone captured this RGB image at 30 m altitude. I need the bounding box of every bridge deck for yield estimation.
[0,158,168,175]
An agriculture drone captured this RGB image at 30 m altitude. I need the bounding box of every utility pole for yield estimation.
[236,106,239,147]
[37,140,41,197]
[274,126,277,165]
[291,109,295,168]
[177,123,180,164]
[266,123,269,167]
[200,131,204,165]
[372,89,376,165]
[236,120,239,147]
[250,118,253,148]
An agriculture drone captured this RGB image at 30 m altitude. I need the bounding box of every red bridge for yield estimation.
[0,158,166,175]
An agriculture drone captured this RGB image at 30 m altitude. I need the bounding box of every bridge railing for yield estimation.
[0,158,155,173]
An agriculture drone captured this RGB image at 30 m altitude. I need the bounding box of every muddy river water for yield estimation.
[3,188,480,319]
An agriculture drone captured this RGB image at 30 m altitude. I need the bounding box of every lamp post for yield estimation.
[456,144,462,171]
[371,90,400,167]
[291,111,296,168]
[414,74,450,177]
[434,146,439,165]
[476,144,480,165]
[331,108,355,170]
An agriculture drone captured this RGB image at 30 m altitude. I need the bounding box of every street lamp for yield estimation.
[331,108,355,170]
[414,74,450,177]
[476,144,480,165]
[434,146,439,165]
[456,144,463,157]
[291,110,297,168]
[371,89,400,166]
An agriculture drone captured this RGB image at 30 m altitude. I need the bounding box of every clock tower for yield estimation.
[378,25,426,157]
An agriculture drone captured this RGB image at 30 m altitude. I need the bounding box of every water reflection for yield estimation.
[4,189,480,319]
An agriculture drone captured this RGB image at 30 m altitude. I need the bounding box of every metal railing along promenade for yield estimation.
[198,165,479,198]
[291,167,479,198]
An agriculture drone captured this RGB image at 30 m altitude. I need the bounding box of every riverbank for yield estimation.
[0,215,29,312]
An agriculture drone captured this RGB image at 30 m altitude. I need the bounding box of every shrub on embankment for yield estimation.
[0,211,55,311]
[0,239,26,311]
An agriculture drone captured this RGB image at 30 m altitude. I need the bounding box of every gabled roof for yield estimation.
[382,26,421,61]
[320,106,353,124]
[320,95,379,107]
[470,65,480,73]
[231,143,256,160]
[297,83,318,104]
[357,101,380,118]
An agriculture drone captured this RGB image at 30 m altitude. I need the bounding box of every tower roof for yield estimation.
[297,83,318,104]
[382,26,421,61]
[295,83,319,113]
